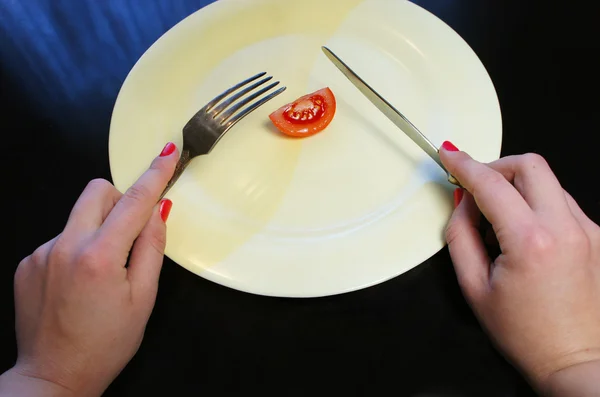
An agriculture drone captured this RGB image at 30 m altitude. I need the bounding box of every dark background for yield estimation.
[2,0,599,396]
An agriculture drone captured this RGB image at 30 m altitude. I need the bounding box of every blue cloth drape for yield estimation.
[0,0,216,139]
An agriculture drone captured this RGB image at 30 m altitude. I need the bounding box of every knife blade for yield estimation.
[321,46,460,186]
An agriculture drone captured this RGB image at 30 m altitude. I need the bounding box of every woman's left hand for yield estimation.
[0,143,178,397]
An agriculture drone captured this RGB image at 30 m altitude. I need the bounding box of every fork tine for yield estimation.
[217,81,281,123]
[205,72,267,111]
[223,86,287,130]
[210,76,273,117]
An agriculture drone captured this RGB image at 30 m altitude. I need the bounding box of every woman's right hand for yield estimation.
[439,142,600,395]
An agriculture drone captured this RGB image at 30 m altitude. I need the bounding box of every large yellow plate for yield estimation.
[109,0,502,297]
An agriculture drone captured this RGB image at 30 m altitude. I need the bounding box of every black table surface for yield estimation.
[3,1,599,396]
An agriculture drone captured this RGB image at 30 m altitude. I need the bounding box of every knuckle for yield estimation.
[30,246,47,267]
[149,232,167,256]
[481,169,506,187]
[521,227,555,259]
[521,153,549,170]
[123,183,152,206]
[47,238,71,266]
[141,226,167,257]
[445,221,463,246]
[563,226,590,253]
[14,257,33,285]
[87,178,121,204]
[471,169,505,197]
[76,246,106,277]
[78,246,98,266]
[86,178,112,191]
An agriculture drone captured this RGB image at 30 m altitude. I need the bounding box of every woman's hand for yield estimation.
[0,143,178,397]
[440,142,600,395]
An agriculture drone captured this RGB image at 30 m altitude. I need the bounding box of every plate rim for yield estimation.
[108,0,503,297]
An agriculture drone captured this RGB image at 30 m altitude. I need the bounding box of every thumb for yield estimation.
[127,199,172,305]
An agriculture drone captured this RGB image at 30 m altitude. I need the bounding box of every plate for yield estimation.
[109,0,502,297]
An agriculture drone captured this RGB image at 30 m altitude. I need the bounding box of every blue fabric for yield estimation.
[0,0,216,139]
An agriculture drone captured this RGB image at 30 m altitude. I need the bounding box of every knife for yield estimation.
[321,46,460,187]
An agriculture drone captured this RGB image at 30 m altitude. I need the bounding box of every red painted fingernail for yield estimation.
[453,188,464,208]
[159,142,176,157]
[159,199,173,222]
[441,141,459,152]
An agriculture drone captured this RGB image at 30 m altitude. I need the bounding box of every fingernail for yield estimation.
[441,141,459,152]
[159,142,176,157]
[453,188,464,208]
[159,199,173,222]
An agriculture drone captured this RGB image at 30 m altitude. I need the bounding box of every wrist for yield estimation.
[0,366,75,397]
[538,358,600,397]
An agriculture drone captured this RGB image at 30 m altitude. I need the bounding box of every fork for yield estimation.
[159,72,286,199]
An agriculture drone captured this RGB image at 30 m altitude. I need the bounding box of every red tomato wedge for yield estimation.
[269,87,336,137]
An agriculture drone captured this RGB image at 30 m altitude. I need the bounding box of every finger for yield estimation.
[14,235,60,341]
[440,146,535,243]
[446,191,490,303]
[564,191,600,236]
[98,143,178,255]
[127,200,172,305]
[486,154,571,218]
[63,179,122,238]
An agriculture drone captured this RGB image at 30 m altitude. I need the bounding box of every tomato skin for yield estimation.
[269,87,336,137]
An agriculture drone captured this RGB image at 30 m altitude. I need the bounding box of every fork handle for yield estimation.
[447,173,462,187]
[159,149,192,200]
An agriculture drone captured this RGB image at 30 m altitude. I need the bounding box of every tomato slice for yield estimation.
[269,87,336,137]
